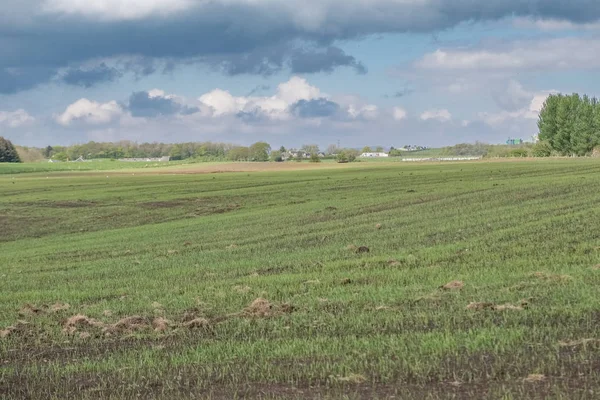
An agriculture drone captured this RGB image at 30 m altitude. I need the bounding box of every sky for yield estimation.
[1,1,600,149]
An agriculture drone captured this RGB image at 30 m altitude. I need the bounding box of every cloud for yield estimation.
[492,80,534,111]
[513,17,600,31]
[55,98,123,126]
[479,93,552,126]
[0,67,56,94]
[199,76,322,119]
[289,46,367,74]
[128,91,199,117]
[205,45,367,77]
[416,37,600,71]
[420,109,452,122]
[0,109,35,128]
[393,107,407,121]
[291,98,340,118]
[2,1,600,92]
[43,0,194,21]
[61,63,122,87]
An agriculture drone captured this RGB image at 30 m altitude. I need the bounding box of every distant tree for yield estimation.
[249,142,271,161]
[43,146,53,158]
[270,150,283,162]
[169,144,184,160]
[16,146,45,162]
[571,95,595,156]
[301,144,319,155]
[228,146,250,161]
[531,141,553,157]
[326,144,339,155]
[279,146,286,153]
[0,137,21,163]
[53,152,68,161]
[309,152,321,163]
[337,148,358,162]
[361,146,372,153]
[554,94,577,155]
[375,146,384,152]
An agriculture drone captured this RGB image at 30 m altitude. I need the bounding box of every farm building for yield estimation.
[118,156,171,162]
[360,152,389,158]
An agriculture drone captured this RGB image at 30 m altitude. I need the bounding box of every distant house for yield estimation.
[360,152,389,158]
[48,159,61,163]
[118,156,171,162]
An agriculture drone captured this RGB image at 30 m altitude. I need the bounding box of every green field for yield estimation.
[2,159,600,399]
[0,159,198,175]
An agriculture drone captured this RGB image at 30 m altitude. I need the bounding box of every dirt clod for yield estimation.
[0,321,30,339]
[375,223,382,230]
[244,298,274,317]
[524,374,546,383]
[183,318,209,329]
[441,280,464,290]
[63,314,104,335]
[109,316,149,334]
[50,303,70,312]
[356,246,370,254]
[152,317,171,332]
[340,278,353,285]
[336,374,367,384]
[494,304,524,311]
[19,304,44,316]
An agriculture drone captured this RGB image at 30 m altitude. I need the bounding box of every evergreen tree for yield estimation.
[0,137,22,163]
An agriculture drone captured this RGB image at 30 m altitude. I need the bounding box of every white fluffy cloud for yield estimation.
[56,98,123,126]
[0,109,35,128]
[199,76,321,120]
[392,107,407,121]
[417,37,600,71]
[420,109,452,122]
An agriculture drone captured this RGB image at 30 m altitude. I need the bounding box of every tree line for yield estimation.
[538,93,600,156]
[0,139,372,163]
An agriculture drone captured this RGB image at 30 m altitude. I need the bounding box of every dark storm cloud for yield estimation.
[127,91,199,117]
[1,0,600,92]
[289,47,367,74]
[0,67,56,94]
[290,98,340,118]
[61,63,122,87]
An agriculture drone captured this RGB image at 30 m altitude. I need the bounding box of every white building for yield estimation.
[360,152,389,158]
